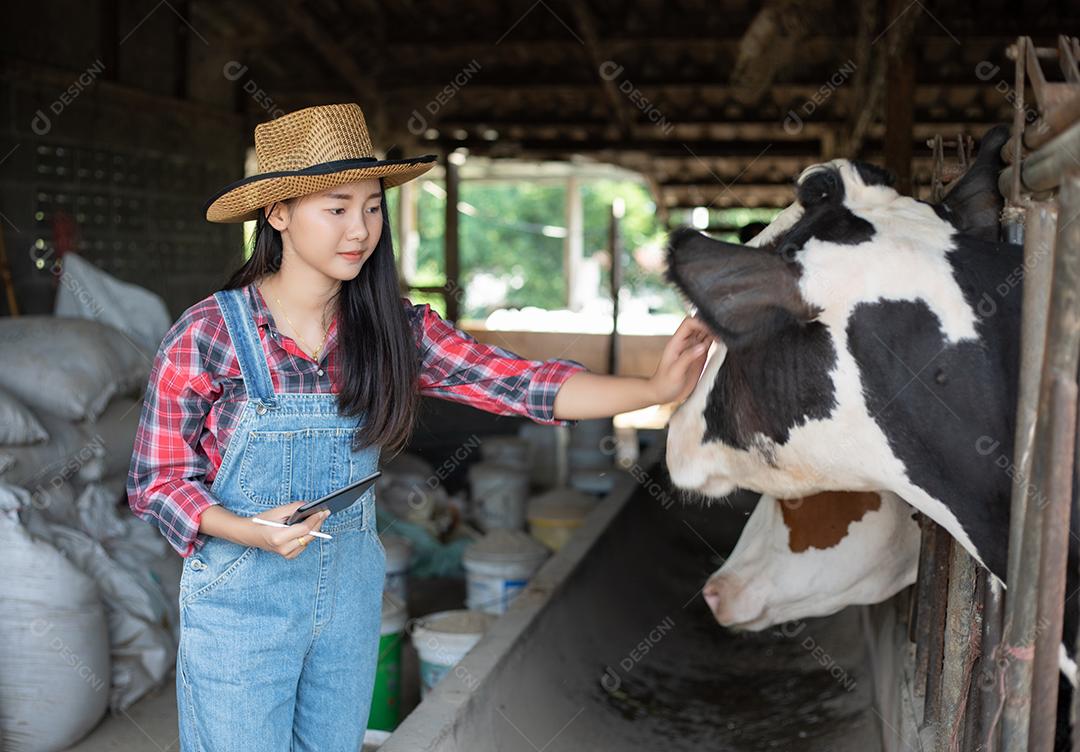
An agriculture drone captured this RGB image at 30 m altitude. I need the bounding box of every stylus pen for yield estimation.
[250,517,333,540]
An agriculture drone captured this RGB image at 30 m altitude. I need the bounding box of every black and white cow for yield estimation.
[664,126,1078,678]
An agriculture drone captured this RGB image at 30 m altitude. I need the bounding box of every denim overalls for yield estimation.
[175,287,385,752]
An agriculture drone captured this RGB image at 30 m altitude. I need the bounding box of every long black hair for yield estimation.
[222,183,420,454]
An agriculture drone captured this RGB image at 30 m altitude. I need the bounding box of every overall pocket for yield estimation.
[179,539,259,608]
[238,427,355,506]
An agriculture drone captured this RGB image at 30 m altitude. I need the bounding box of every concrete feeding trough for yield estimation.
[382,438,882,751]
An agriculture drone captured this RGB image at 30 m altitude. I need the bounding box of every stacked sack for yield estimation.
[0,258,178,750]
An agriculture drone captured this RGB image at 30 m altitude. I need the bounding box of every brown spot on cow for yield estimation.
[779,491,882,552]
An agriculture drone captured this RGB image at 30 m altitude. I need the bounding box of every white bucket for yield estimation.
[463,529,550,614]
[411,609,494,697]
[468,462,530,531]
[480,435,529,469]
[381,534,413,603]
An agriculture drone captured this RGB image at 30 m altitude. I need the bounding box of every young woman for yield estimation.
[126,103,712,751]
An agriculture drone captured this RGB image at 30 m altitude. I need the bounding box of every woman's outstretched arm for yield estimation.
[552,316,714,420]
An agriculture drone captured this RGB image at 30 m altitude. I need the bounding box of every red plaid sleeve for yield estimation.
[126,311,224,558]
[406,299,588,425]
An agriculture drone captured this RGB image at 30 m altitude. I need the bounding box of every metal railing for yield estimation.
[904,35,1080,752]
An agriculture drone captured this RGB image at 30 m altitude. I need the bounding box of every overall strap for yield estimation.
[213,287,278,406]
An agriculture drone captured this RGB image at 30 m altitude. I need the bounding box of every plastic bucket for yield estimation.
[526,489,595,551]
[569,418,613,450]
[480,435,529,469]
[362,729,392,750]
[381,534,412,603]
[412,609,494,697]
[368,593,407,731]
[463,529,550,614]
[518,422,569,488]
[468,462,530,531]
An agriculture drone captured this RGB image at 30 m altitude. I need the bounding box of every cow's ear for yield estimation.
[665,228,818,349]
[939,124,1009,242]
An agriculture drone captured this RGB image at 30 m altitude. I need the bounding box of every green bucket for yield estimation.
[368,593,407,732]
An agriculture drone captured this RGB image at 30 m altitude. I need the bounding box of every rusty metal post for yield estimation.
[1001,202,1060,752]
[1028,173,1080,752]
[1030,378,1078,752]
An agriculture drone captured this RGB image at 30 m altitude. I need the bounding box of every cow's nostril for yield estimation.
[703,578,728,621]
[704,574,769,628]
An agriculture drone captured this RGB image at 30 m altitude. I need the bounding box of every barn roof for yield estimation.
[187,1,1076,214]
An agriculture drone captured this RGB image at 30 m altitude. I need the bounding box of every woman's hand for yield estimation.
[647,315,714,405]
[249,503,331,560]
[550,315,716,420]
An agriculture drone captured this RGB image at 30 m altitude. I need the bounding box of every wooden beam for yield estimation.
[430,119,1011,144]
[369,33,985,59]
[660,184,798,209]
[444,154,461,323]
[281,0,385,137]
[435,137,817,158]
[568,2,668,222]
[381,81,1005,99]
[730,0,813,105]
[99,0,118,81]
[883,0,918,194]
[174,0,191,99]
[570,3,634,138]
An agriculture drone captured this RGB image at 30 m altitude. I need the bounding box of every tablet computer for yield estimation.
[285,470,382,525]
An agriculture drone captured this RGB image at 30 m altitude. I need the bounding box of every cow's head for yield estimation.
[703,491,920,630]
[665,157,968,496]
[663,126,1017,577]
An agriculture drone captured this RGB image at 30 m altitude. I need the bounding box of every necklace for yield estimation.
[270,290,332,362]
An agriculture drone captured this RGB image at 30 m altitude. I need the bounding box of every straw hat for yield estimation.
[204,103,437,223]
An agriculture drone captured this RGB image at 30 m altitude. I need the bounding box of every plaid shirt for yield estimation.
[127,283,586,557]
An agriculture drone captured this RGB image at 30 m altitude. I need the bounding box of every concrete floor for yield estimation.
[64,676,180,752]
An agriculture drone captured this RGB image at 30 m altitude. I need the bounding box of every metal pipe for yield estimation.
[976,577,1005,752]
[1008,37,1029,205]
[1002,95,1080,163]
[1003,204,1026,245]
[1001,201,1059,752]
[998,121,1080,197]
[1029,173,1080,752]
[1030,377,1079,752]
